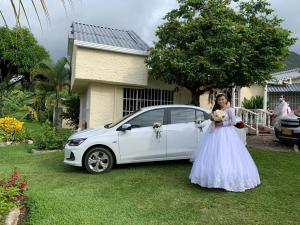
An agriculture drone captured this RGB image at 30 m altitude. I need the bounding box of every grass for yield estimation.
[0,144,299,225]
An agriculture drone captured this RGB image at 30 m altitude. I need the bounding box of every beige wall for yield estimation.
[291,77,300,84]
[84,80,192,128]
[147,79,192,105]
[86,83,123,128]
[239,85,264,105]
[73,47,148,89]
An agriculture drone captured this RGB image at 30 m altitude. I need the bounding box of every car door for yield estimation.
[118,109,167,162]
[166,108,199,159]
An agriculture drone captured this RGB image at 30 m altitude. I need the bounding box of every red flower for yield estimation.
[15,195,24,201]
[9,171,20,186]
[20,180,27,192]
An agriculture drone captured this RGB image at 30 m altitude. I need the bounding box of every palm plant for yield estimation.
[31,57,70,127]
[0,0,71,28]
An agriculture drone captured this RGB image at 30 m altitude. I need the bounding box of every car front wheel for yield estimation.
[84,147,114,174]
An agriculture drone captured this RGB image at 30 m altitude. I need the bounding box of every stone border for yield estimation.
[31,149,62,154]
[0,140,33,147]
[5,207,20,225]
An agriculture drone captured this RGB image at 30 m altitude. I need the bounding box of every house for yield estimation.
[266,68,300,110]
[199,68,300,112]
[68,22,191,129]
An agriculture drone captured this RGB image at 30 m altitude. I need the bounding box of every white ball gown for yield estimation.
[189,107,260,192]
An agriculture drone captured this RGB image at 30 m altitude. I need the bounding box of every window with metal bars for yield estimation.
[235,88,240,107]
[123,88,174,116]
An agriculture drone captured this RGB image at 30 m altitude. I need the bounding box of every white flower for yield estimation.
[213,110,225,122]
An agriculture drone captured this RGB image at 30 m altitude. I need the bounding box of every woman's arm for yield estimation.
[222,108,237,126]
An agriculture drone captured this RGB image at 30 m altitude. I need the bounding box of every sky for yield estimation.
[1,0,299,60]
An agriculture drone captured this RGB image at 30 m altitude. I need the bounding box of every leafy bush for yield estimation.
[0,117,28,142]
[33,121,71,150]
[62,94,80,128]
[242,96,263,109]
[0,171,27,221]
[0,89,31,118]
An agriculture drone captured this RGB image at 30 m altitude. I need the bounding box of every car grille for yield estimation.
[280,119,300,128]
[66,152,75,161]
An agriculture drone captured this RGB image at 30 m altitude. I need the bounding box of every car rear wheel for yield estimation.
[84,147,114,174]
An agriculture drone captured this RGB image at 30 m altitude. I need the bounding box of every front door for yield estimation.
[118,109,167,162]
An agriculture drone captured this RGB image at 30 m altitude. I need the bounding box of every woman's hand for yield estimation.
[214,121,223,127]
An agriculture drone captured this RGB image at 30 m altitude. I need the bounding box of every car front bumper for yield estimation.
[64,144,86,167]
[275,128,300,144]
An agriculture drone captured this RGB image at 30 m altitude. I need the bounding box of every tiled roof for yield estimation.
[268,83,300,93]
[70,22,149,52]
[271,68,300,81]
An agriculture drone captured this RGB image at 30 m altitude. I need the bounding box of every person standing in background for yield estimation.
[273,95,291,119]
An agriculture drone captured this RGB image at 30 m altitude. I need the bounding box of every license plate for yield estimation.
[282,128,292,136]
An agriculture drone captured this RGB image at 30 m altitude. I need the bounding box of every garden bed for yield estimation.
[31,149,62,154]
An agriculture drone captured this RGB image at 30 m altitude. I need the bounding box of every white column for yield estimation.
[263,84,268,111]
[231,86,236,108]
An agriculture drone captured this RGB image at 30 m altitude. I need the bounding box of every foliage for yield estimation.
[283,51,300,70]
[0,117,28,142]
[62,94,80,128]
[0,0,71,28]
[32,120,71,150]
[146,0,296,105]
[0,27,49,82]
[242,96,264,109]
[0,88,32,118]
[31,58,70,127]
[0,171,27,221]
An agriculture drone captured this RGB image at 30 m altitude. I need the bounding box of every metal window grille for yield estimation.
[235,88,239,107]
[268,92,300,111]
[123,88,174,116]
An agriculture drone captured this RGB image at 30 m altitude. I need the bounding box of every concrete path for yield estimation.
[247,135,294,152]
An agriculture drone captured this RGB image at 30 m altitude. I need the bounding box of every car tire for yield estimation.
[84,147,114,174]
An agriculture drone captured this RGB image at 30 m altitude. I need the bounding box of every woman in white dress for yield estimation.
[189,93,260,192]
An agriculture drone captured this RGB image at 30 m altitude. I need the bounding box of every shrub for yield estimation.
[0,171,27,221]
[0,117,28,142]
[33,120,71,150]
[62,94,80,128]
[242,96,264,109]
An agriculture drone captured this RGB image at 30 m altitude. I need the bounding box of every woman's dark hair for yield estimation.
[212,93,228,112]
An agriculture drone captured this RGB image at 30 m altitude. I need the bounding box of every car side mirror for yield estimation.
[118,124,132,131]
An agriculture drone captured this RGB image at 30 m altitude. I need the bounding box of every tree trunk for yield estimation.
[191,90,201,106]
[54,88,59,128]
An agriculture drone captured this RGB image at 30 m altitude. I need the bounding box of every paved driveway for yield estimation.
[247,135,294,152]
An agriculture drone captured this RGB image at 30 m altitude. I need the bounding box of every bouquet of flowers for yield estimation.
[213,110,225,122]
[235,121,245,129]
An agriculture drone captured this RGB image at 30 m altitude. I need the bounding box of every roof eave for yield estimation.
[74,40,149,56]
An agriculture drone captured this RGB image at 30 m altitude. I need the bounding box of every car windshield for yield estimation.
[104,110,140,128]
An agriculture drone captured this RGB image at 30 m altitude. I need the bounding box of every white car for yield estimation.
[64,105,247,173]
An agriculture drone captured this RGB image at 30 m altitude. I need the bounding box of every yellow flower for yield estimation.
[0,117,24,134]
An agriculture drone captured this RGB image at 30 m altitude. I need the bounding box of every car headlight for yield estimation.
[68,138,87,146]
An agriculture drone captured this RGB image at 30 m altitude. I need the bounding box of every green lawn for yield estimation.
[0,145,299,225]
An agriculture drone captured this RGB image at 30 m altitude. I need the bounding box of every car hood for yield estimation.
[68,126,109,140]
[281,113,300,122]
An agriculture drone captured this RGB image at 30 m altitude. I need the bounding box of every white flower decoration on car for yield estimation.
[153,122,162,139]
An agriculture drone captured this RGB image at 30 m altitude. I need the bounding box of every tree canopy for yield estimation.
[146,0,297,105]
[0,27,49,83]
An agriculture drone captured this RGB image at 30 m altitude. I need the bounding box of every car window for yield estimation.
[196,110,206,121]
[128,109,165,128]
[170,108,196,124]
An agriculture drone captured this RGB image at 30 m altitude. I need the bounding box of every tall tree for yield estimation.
[0,27,49,83]
[146,0,296,106]
[31,58,70,127]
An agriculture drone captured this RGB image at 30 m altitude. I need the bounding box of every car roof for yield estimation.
[140,104,211,113]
